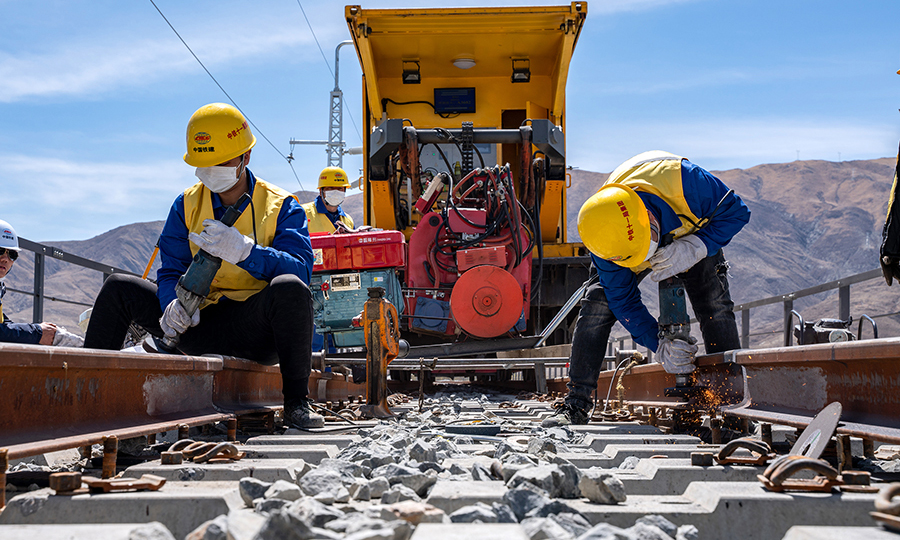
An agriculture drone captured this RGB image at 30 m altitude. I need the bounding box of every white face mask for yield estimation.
[195,165,240,193]
[323,190,345,207]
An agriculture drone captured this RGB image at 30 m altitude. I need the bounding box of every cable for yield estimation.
[148,0,306,191]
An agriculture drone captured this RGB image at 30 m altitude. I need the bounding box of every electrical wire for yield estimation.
[148,0,306,191]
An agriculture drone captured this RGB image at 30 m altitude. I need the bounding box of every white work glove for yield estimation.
[159,298,200,338]
[656,338,699,374]
[52,327,84,348]
[189,219,254,265]
[648,235,708,282]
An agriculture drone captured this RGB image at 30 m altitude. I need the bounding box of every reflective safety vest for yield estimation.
[182,178,297,306]
[604,151,702,274]
[301,201,354,233]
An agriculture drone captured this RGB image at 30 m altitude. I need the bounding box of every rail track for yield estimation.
[1,339,900,539]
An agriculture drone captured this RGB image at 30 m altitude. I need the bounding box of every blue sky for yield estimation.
[2,0,898,242]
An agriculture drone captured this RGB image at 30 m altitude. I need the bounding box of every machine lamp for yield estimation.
[453,57,476,69]
[402,61,421,84]
[511,59,530,83]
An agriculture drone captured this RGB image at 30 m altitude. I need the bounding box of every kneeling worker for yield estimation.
[0,220,83,347]
[84,103,324,429]
[302,166,354,233]
[546,151,750,426]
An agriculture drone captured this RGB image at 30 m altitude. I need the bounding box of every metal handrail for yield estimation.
[610,267,885,350]
[11,237,147,323]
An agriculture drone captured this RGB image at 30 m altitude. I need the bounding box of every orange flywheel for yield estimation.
[450,265,523,338]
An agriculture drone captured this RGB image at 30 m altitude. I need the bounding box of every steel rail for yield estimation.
[589,337,900,443]
[0,344,284,460]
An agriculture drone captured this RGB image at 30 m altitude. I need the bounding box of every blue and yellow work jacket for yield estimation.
[156,169,314,311]
[301,196,354,234]
[592,151,751,352]
[0,282,43,344]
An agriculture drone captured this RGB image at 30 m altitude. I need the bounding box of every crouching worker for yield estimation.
[545,151,750,426]
[84,103,324,429]
[0,220,83,347]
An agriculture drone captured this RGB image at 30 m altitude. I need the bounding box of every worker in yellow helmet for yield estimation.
[545,151,750,426]
[302,166,354,233]
[84,103,324,429]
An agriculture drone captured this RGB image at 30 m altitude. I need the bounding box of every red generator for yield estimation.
[405,166,533,340]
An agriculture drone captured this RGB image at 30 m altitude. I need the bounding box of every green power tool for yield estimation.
[658,276,703,399]
[153,192,250,353]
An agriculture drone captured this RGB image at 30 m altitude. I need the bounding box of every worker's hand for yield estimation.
[38,322,57,345]
[656,338,699,374]
[882,255,900,286]
[160,299,200,338]
[189,219,254,265]
[52,327,85,348]
[648,235,707,282]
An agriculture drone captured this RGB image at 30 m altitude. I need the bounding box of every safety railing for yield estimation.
[609,267,889,355]
[7,238,144,323]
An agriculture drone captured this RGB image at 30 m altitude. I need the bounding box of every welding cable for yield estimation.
[602,356,641,413]
[308,401,357,425]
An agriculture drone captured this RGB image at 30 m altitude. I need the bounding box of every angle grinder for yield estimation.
[149,192,250,354]
[658,276,705,399]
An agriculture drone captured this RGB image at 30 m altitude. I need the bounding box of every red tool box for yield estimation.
[310,230,406,272]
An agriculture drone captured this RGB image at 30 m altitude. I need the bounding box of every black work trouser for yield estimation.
[84,273,314,406]
[565,250,740,411]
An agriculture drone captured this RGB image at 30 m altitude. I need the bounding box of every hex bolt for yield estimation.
[79,445,92,460]
[178,424,189,440]
[760,422,773,447]
[227,417,238,442]
[49,471,83,493]
[101,435,118,480]
[836,434,853,472]
[863,439,875,459]
[1,447,8,509]
[710,417,723,445]
[691,452,714,467]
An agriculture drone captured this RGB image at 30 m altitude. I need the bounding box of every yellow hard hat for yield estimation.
[318,166,351,189]
[184,103,257,167]
[577,183,651,268]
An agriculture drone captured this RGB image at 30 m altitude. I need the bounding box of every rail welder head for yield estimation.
[577,183,659,267]
[183,103,257,168]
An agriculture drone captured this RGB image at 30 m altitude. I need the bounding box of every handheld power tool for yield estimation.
[658,276,704,399]
[152,192,250,353]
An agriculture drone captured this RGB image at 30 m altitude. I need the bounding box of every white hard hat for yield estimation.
[0,220,20,251]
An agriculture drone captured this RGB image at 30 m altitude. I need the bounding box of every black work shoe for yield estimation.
[285,400,325,429]
[542,403,589,427]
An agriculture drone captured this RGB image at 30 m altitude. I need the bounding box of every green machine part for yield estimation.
[310,269,404,348]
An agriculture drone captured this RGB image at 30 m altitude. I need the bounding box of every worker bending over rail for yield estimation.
[546,151,750,426]
[0,219,84,347]
[84,103,324,429]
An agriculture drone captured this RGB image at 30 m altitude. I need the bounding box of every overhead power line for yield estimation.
[148,0,306,191]
[294,0,362,144]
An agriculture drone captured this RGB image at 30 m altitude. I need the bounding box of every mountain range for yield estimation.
[4,158,897,351]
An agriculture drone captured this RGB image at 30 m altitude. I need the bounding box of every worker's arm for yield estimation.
[0,313,44,344]
[593,254,660,352]
[680,160,751,255]
[237,196,314,285]
[156,194,192,311]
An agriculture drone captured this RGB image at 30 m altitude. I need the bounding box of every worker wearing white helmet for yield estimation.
[84,103,324,429]
[302,166,355,233]
[0,220,84,347]
[545,151,750,426]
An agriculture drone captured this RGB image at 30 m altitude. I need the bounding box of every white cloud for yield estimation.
[567,118,898,173]
[0,12,333,102]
